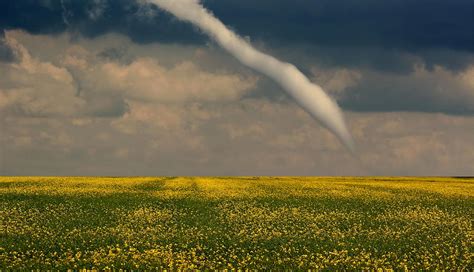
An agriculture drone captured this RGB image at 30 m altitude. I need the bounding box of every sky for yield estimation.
[1,0,473,176]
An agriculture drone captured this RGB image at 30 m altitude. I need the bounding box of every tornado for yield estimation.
[146,0,355,151]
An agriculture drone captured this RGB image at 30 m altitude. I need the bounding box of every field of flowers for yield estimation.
[0,177,472,270]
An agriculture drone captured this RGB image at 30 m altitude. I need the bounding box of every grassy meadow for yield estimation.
[0,177,472,270]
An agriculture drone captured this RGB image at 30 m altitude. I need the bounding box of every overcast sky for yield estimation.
[1,0,473,176]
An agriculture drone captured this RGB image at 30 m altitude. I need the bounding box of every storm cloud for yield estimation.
[2,0,473,52]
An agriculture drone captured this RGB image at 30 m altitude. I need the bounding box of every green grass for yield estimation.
[0,177,472,270]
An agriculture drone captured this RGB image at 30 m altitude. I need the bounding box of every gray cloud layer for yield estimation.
[1,32,473,175]
[3,102,474,176]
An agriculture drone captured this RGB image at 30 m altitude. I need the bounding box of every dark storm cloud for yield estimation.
[0,0,205,44]
[0,1,66,34]
[336,67,474,116]
[1,0,472,77]
[205,0,474,52]
[1,0,472,51]
[205,0,474,74]
[1,0,473,71]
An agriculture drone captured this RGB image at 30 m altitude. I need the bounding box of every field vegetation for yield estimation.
[0,177,472,270]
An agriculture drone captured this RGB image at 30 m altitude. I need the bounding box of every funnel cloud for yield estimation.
[146,0,354,151]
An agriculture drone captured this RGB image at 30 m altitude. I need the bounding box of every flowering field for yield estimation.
[0,177,472,270]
